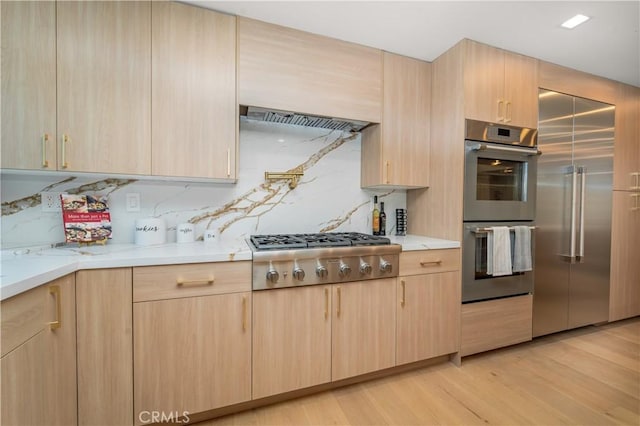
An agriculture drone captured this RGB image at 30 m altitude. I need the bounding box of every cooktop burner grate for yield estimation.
[250,232,390,251]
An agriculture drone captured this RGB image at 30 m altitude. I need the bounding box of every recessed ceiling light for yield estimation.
[561,14,590,29]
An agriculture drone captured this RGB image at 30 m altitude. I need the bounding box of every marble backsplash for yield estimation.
[1,119,406,249]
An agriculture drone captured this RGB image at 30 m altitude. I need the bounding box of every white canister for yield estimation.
[134,218,166,245]
[203,229,216,243]
[176,223,195,243]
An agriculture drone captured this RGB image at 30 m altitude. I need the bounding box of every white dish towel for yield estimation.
[513,226,532,272]
[487,226,512,276]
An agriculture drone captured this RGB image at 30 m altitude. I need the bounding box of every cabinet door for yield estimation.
[464,41,505,124]
[396,272,460,365]
[1,274,76,426]
[361,53,431,188]
[56,1,151,174]
[332,279,395,381]
[503,52,538,128]
[151,2,237,179]
[45,275,77,426]
[252,286,331,399]
[613,84,640,191]
[238,17,382,123]
[134,292,251,423]
[1,331,46,426]
[1,0,56,170]
[77,268,133,426]
[609,191,640,321]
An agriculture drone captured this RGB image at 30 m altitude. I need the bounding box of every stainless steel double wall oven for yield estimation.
[462,119,539,303]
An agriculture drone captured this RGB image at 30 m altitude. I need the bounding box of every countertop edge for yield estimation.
[1,235,459,301]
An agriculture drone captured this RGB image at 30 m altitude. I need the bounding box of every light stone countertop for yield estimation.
[0,234,459,301]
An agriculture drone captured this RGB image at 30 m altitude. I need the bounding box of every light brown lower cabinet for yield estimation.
[133,262,251,424]
[252,285,332,399]
[609,190,640,321]
[1,274,76,426]
[76,268,133,426]
[252,279,396,397]
[331,279,396,381]
[396,271,461,365]
[461,294,533,357]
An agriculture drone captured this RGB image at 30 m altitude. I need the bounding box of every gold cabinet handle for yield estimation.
[41,134,50,168]
[632,193,640,212]
[242,295,247,332]
[386,161,390,184]
[505,101,512,123]
[324,287,329,319]
[497,99,504,122]
[400,280,406,307]
[631,172,640,190]
[48,285,61,330]
[336,286,341,317]
[420,260,442,267]
[61,134,69,169]
[176,277,214,287]
[227,148,231,177]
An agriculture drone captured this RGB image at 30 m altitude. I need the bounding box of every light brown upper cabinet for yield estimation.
[238,17,382,123]
[57,1,151,174]
[464,40,538,129]
[1,1,57,170]
[361,53,431,188]
[151,2,237,179]
[613,83,640,191]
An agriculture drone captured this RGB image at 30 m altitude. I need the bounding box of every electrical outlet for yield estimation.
[41,192,63,212]
[126,193,141,212]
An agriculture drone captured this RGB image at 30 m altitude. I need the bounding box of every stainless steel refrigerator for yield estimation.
[533,89,615,337]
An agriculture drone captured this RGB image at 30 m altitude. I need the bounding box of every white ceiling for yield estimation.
[184,1,640,87]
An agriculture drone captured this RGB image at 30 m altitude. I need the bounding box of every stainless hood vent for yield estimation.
[242,106,369,132]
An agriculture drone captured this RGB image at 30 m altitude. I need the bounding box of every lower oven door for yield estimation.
[462,221,535,303]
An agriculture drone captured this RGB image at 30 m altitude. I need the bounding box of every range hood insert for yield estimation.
[241,106,369,132]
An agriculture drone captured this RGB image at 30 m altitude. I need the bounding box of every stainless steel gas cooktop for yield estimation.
[249,232,401,290]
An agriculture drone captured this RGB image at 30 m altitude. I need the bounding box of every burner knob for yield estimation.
[266,269,279,284]
[360,261,372,275]
[292,268,305,281]
[316,265,328,279]
[339,263,352,278]
[379,259,392,273]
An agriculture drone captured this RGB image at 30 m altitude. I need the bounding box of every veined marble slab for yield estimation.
[1,119,406,249]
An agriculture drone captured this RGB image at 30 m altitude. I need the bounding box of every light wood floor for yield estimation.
[199,318,639,426]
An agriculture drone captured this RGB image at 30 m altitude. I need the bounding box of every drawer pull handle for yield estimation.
[401,280,406,307]
[48,285,61,330]
[420,260,442,266]
[176,278,214,287]
[337,287,341,317]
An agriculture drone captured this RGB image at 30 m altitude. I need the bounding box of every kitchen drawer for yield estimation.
[399,249,460,276]
[133,261,251,302]
[460,294,532,356]
[1,285,48,357]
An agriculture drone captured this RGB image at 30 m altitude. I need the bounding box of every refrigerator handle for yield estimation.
[578,166,587,261]
[569,165,578,261]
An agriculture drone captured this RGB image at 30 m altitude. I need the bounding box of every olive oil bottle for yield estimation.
[372,196,380,235]
[379,202,386,236]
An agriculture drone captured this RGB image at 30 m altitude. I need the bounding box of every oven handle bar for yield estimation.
[469,142,541,156]
[471,226,536,234]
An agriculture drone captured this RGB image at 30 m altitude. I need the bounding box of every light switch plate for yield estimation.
[126,193,141,212]
[41,192,63,212]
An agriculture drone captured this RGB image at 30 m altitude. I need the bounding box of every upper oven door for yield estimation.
[464,140,539,221]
